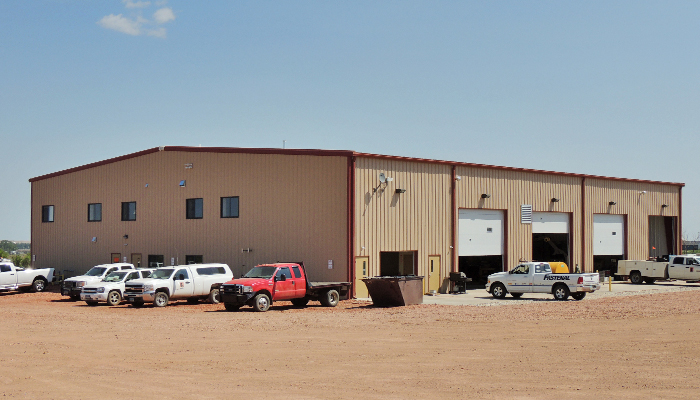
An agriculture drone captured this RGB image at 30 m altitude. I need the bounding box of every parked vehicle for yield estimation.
[80,268,154,306]
[62,263,134,300]
[617,255,700,284]
[0,260,55,292]
[220,262,351,312]
[124,264,233,307]
[486,262,601,300]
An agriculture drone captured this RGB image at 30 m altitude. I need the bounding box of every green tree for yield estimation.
[0,240,17,253]
[0,249,9,259]
[11,254,30,267]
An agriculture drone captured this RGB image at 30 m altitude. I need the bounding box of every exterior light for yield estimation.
[551,198,559,203]
[395,189,406,194]
[481,194,491,199]
[662,204,669,208]
[123,234,129,239]
[609,201,616,206]
[179,180,186,187]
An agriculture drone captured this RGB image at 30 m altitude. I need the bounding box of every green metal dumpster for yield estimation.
[362,276,424,306]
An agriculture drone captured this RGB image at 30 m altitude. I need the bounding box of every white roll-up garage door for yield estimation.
[458,209,504,256]
[594,214,624,255]
[532,212,569,233]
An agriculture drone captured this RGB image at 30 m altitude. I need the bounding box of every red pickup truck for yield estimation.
[220,262,351,312]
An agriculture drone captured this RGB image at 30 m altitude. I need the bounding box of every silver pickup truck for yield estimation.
[486,262,601,300]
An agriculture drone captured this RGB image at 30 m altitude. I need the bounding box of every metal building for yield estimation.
[30,146,683,295]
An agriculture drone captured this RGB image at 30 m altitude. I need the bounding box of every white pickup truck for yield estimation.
[80,268,154,306]
[62,263,135,300]
[124,264,233,307]
[0,260,55,292]
[486,262,601,300]
[617,255,700,284]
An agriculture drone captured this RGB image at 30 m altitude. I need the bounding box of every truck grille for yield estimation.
[82,288,99,294]
[222,284,243,294]
[125,284,144,294]
[63,281,77,289]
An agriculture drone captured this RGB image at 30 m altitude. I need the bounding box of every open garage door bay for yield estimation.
[532,212,569,266]
[593,214,625,275]
[458,209,504,282]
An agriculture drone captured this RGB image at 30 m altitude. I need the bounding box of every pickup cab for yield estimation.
[220,262,351,312]
[80,269,154,306]
[617,255,700,284]
[124,264,233,307]
[62,263,134,300]
[0,260,55,293]
[486,262,601,300]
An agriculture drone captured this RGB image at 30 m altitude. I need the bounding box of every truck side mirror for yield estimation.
[178,274,185,280]
[279,274,287,282]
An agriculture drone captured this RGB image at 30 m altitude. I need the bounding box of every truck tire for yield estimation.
[291,298,309,307]
[252,293,271,312]
[320,289,340,307]
[511,293,523,299]
[643,278,655,284]
[86,301,98,306]
[132,300,145,308]
[629,271,643,284]
[571,292,586,300]
[224,303,241,311]
[553,284,570,301]
[208,288,221,304]
[31,278,47,293]
[154,292,169,307]
[491,283,507,299]
[107,290,122,306]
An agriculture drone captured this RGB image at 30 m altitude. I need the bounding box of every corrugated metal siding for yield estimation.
[354,158,453,290]
[31,151,348,280]
[584,179,681,265]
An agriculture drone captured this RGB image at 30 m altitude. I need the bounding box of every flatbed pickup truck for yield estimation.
[486,262,601,300]
[0,260,54,292]
[220,262,351,312]
[617,255,700,284]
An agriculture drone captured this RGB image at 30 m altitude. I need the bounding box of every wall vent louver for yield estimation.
[521,204,533,224]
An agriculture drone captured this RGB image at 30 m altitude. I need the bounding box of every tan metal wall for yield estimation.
[31,150,349,281]
[584,178,681,265]
[354,158,453,291]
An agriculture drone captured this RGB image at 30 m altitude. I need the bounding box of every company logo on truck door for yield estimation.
[544,275,570,281]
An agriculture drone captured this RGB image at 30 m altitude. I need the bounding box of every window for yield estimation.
[275,267,291,280]
[186,198,203,219]
[121,202,136,221]
[42,205,54,222]
[186,255,203,264]
[127,272,139,281]
[88,203,102,222]
[221,196,239,218]
[292,266,302,278]
[148,255,164,268]
[1,265,11,273]
[174,269,190,280]
[197,267,226,275]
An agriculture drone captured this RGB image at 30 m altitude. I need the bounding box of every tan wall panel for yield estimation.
[31,151,348,281]
[354,158,453,291]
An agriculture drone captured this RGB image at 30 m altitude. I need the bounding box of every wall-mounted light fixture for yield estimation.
[608,201,617,206]
[179,180,186,187]
[640,191,647,194]
[551,198,560,203]
[481,194,491,199]
[395,189,406,194]
[661,204,669,208]
[123,234,129,239]
[185,163,193,169]
[455,176,462,181]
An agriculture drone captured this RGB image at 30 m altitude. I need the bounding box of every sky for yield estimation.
[1,0,699,241]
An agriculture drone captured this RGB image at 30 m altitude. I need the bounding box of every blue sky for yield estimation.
[1,1,698,241]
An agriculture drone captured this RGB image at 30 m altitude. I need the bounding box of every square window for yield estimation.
[42,205,54,223]
[121,202,136,221]
[88,203,102,222]
[221,196,239,218]
[186,198,203,219]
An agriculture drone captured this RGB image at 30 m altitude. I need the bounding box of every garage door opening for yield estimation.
[148,254,164,268]
[458,255,503,283]
[458,209,504,283]
[532,212,570,265]
[649,216,676,260]
[594,214,625,278]
[380,251,416,276]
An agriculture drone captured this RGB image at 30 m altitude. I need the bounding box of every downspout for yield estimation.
[347,156,356,295]
[452,165,457,273]
[581,177,586,272]
[678,186,683,255]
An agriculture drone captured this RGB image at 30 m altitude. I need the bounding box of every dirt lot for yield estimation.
[1,286,699,400]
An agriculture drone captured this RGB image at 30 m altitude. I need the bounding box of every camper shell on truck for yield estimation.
[220,262,350,312]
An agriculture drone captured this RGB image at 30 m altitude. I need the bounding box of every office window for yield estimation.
[186,198,203,219]
[88,203,102,222]
[186,255,203,264]
[221,196,239,218]
[42,205,54,223]
[121,202,136,221]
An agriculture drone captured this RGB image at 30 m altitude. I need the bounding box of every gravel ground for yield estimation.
[1,285,699,399]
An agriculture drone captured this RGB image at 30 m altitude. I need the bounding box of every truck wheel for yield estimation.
[107,290,122,306]
[553,284,570,301]
[629,271,643,284]
[224,303,241,311]
[511,293,523,299]
[154,292,169,307]
[252,293,271,312]
[491,283,507,299]
[571,292,586,300]
[643,278,655,284]
[320,290,340,307]
[31,278,47,292]
[291,298,309,307]
[132,300,145,308]
[208,288,221,304]
[86,301,98,306]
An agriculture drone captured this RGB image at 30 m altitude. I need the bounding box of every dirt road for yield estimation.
[1,287,699,399]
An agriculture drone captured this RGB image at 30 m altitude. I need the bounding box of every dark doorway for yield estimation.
[649,216,676,260]
[380,251,415,276]
[148,254,164,268]
[593,255,624,280]
[532,233,569,264]
[458,255,503,284]
[186,255,203,265]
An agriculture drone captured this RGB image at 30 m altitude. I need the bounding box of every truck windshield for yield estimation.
[150,269,175,279]
[243,267,277,279]
[85,267,107,277]
[103,272,128,282]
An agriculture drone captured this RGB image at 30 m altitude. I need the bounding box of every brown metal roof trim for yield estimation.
[29,146,685,187]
